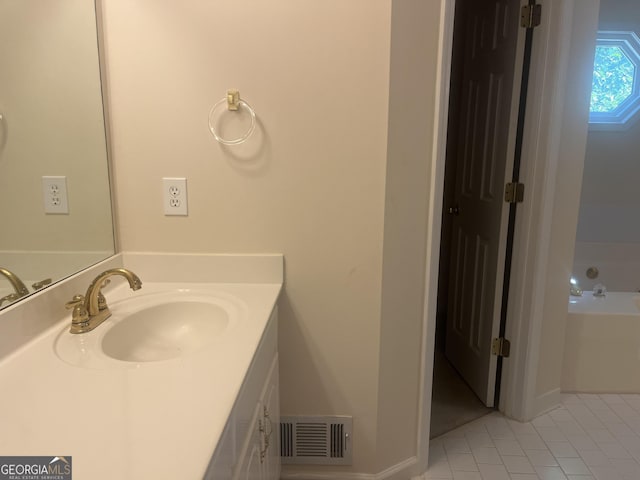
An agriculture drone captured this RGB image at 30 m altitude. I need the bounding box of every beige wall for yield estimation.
[578,121,640,244]
[0,0,113,254]
[101,0,445,475]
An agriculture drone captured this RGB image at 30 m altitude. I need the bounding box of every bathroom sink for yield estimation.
[101,301,229,362]
[54,286,243,368]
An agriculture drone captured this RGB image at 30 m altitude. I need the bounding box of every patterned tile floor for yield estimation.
[419,394,640,480]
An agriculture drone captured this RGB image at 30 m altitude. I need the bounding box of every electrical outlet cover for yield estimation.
[163,177,188,216]
[42,176,69,214]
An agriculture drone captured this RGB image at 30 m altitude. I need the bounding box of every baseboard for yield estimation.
[280,456,418,480]
[532,388,561,418]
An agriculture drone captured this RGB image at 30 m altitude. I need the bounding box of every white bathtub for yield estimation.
[562,292,640,393]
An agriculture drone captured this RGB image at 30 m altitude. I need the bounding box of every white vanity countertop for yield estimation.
[0,253,283,480]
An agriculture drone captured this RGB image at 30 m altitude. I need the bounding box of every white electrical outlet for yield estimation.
[163,177,188,216]
[42,176,69,214]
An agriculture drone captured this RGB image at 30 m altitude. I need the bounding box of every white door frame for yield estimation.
[415,0,594,474]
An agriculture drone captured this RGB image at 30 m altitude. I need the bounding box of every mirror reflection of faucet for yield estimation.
[32,278,52,290]
[0,294,19,306]
[0,267,30,306]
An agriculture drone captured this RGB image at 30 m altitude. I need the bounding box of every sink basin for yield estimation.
[54,286,243,368]
[101,301,229,362]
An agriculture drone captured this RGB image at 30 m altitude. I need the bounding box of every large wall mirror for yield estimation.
[0,0,115,309]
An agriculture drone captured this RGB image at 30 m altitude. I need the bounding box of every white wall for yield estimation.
[102,0,441,475]
[577,116,640,245]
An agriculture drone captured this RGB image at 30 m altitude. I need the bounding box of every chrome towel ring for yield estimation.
[208,89,256,146]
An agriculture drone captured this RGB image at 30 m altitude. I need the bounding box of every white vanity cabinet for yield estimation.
[260,364,280,480]
[205,307,281,480]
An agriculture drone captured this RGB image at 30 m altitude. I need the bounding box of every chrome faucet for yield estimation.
[66,268,142,334]
[0,267,30,306]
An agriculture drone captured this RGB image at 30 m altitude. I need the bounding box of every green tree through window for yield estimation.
[589,31,640,128]
[590,46,635,113]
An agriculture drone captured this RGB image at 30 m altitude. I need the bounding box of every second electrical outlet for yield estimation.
[163,177,188,216]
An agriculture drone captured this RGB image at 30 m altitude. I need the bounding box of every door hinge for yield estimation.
[520,4,542,29]
[504,182,525,203]
[492,337,511,358]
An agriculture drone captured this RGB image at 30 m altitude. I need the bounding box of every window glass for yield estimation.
[589,31,640,128]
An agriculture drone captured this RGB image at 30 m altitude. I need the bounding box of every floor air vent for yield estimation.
[280,415,352,465]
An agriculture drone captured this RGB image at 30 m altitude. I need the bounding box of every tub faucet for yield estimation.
[0,267,30,305]
[593,283,607,297]
[570,278,582,297]
[65,268,142,334]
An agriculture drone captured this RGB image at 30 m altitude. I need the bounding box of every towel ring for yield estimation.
[208,91,256,146]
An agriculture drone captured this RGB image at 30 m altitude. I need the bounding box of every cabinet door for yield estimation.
[261,358,280,480]
[210,310,280,480]
[238,443,262,480]
[234,404,263,480]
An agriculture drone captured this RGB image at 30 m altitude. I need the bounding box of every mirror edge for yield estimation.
[94,0,120,255]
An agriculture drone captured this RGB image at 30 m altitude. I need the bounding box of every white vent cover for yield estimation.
[280,415,352,465]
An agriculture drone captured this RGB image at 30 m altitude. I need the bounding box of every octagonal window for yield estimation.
[589,31,640,129]
[590,46,634,112]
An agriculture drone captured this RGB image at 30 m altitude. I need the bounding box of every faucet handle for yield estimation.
[65,294,89,325]
[65,294,84,309]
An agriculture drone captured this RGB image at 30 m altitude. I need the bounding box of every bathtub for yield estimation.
[562,292,640,393]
